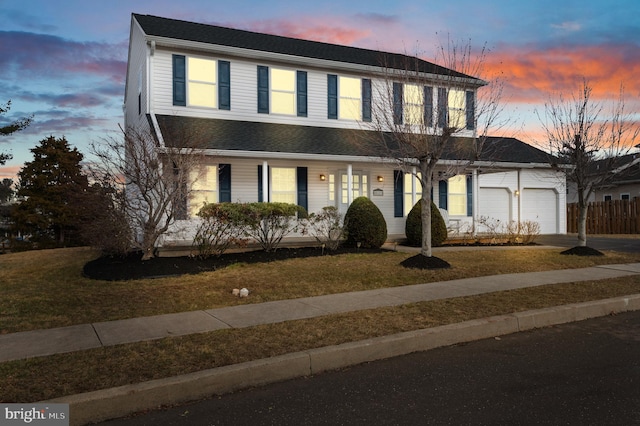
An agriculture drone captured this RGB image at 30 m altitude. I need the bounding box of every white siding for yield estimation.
[124,20,150,130]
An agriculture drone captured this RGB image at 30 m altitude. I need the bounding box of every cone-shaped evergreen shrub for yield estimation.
[405,200,448,247]
[344,196,387,248]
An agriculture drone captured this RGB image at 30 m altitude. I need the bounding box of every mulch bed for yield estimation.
[83,247,384,281]
[560,246,604,256]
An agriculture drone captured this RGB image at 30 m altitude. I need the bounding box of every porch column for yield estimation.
[472,169,479,236]
[262,160,269,202]
[412,166,418,206]
[347,164,353,206]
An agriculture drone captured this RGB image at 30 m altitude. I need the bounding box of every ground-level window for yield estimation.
[271,167,297,204]
[621,193,630,200]
[404,172,422,215]
[604,194,612,201]
[190,165,218,217]
[448,175,467,215]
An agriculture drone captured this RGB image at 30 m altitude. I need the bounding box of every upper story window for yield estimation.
[328,75,372,122]
[437,87,475,130]
[339,76,362,120]
[188,57,217,108]
[271,69,296,115]
[258,66,307,116]
[393,83,474,131]
[404,84,425,125]
[173,55,230,110]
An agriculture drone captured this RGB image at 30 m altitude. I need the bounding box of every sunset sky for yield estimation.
[1,0,639,180]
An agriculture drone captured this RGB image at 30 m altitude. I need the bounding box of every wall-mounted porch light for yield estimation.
[320,174,326,181]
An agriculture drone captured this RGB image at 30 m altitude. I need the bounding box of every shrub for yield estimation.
[344,196,387,248]
[303,206,345,250]
[405,200,448,247]
[192,203,248,258]
[241,202,306,252]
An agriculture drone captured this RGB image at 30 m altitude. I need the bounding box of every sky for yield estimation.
[1,0,640,181]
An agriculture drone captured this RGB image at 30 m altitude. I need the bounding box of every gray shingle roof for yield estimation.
[154,115,551,165]
[133,14,479,82]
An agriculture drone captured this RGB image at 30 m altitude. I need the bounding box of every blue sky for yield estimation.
[1,0,639,180]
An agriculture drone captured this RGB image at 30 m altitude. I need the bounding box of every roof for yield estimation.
[153,115,552,165]
[133,14,480,83]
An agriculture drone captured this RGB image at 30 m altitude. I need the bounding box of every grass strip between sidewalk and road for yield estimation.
[0,246,639,402]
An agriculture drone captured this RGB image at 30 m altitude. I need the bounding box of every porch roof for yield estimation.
[153,114,552,166]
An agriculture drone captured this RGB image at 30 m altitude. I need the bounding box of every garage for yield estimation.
[522,188,558,234]
[478,188,511,231]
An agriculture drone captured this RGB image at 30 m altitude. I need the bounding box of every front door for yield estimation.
[338,172,368,212]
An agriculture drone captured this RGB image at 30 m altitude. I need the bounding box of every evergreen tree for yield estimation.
[13,136,89,245]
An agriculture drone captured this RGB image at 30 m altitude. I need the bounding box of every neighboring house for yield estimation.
[124,13,566,248]
[566,150,640,204]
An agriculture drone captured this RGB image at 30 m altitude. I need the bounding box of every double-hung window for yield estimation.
[172,55,230,109]
[328,75,371,121]
[257,66,307,116]
[189,165,218,217]
[448,89,466,129]
[271,167,297,204]
[271,69,296,115]
[404,84,424,125]
[434,88,475,130]
[447,175,467,216]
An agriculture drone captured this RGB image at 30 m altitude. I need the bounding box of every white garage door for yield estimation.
[522,188,558,234]
[478,188,511,231]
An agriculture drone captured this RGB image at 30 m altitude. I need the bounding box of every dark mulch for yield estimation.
[83,247,384,281]
[560,246,605,256]
[400,254,451,270]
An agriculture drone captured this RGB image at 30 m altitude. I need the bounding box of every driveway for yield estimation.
[537,234,640,253]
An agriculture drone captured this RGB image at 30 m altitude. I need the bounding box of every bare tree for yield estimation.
[89,123,208,259]
[539,79,639,249]
[364,39,506,266]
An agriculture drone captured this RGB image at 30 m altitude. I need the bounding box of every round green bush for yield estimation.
[344,196,387,248]
[405,200,448,247]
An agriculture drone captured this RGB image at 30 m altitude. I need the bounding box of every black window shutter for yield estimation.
[296,167,308,211]
[218,61,231,110]
[393,82,403,125]
[466,175,473,216]
[394,170,403,217]
[466,91,475,130]
[424,86,433,127]
[362,78,372,122]
[257,66,269,114]
[219,164,231,202]
[297,71,307,117]
[437,88,447,128]
[327,74,338,119]
[172,55,186,106]
[438,180,448,210]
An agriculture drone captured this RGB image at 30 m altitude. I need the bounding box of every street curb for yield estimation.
[48,294,640,426]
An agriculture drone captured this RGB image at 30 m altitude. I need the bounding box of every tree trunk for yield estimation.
[420,170,433,257]
[577,203,588,247]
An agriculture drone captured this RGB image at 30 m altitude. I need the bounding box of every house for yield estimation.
[124,13,566,249]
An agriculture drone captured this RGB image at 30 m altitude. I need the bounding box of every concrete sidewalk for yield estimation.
[2,262,640,363]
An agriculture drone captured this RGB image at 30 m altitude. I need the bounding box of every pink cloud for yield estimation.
[484,43,640,104]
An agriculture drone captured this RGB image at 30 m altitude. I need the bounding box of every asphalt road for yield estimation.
[100,310,640,426]
[537,234,640,253]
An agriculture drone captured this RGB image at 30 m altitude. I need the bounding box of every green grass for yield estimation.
[0,245,639,402]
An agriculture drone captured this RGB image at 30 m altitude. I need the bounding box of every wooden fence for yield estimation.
[567,199,640,234]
